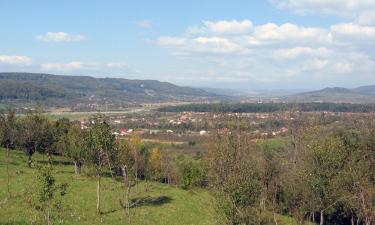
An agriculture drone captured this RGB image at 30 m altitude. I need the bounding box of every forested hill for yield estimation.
[288,86,375,103]
[0,72,220,108]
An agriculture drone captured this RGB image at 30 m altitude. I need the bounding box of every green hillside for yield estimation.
[0,150,215,225]
[0,72,219,109]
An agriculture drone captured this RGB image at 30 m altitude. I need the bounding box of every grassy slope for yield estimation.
[0,150,214,225]
[0,149,304,225]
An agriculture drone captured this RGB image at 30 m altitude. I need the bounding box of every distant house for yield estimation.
[199,130,208,135]
[113,120,121,124]
[120,128,133,136]
[149,130,160,135]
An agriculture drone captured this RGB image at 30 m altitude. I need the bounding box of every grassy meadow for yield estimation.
[0,149,307,225]
[0,149,214,225]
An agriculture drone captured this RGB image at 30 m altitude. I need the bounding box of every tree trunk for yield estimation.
[47,205,51,225]
[351,217,355,225]
[74,161,81,174]
[6,146,11,198]
[96,174,101,214]
[272,188,278,225]
[121,165,131,225]
[28,154,32,167]
[320,210,324,225]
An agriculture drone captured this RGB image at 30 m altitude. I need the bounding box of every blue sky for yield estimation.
[1,0,375,90]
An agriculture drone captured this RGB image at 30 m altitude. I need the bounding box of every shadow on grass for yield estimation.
[101,196,173,215]
[130,196,172,208]
[35,159,73,166]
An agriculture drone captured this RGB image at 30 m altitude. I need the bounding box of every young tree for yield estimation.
[19,112,54,167]
[86,115,116,214]
[0,110,18,198]
[31,164,68,225]
[207,133,262,225]
[52,117,71,155]
[65,125,87,174]
[148,147,161,181]
[115,140,135,224]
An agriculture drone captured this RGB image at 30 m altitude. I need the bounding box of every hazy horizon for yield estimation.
[1,0,375,90]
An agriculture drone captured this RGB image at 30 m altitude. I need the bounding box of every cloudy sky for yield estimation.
[1,0,375,90]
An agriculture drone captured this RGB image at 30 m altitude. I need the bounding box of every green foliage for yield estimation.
[28,163,69,224]
[207,134,262,224]
[180,160,206,189]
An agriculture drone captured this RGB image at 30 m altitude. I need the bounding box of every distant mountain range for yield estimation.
[0,72,221,109]
[1,72,375,109]
[288,86,375,103]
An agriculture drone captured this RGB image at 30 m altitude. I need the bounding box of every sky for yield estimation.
[0,0,375,90]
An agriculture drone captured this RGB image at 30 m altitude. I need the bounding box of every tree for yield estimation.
[86,115,116,214]
[52,117,71,155]
[31,163,68,225]
[258,140,285,225]
[65,125,87,174]
[0,110,18,198]
[115,140,135,224]
[19,112,54,167]
[303,132,349,225]
[207,134,262,225]
[148,147,161,181]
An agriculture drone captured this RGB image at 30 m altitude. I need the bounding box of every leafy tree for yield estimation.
[207,134,262,225]
[85,115,116,214]
[65,125,87,174]
[115,140,135,224]
[30,164,68,225]
[0,110,18,198]
[180,160,206,189]
[19,112,54,167]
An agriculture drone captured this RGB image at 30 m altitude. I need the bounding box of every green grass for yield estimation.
[258,137,292,151]
[0,149,306,225]
[0,150,214,225]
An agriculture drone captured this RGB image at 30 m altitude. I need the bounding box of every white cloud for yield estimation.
[333,62,354,74]
[155,19,375,86]
[41,61,82,71]
[357,10,375,25]
[274,47,331,59]
[35,32,85,42]
[331,23,375,39]
[253,23,330,43]
[201,20,253,34]
[0,55,32,65]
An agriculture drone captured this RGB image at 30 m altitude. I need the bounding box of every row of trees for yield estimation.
[207,115,375,225]
[159,102,375,113]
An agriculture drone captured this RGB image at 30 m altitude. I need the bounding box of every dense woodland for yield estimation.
[0,110,374,225]
[159,102,375,113]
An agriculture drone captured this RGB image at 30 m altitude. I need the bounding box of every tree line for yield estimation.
[158,102,375,113]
